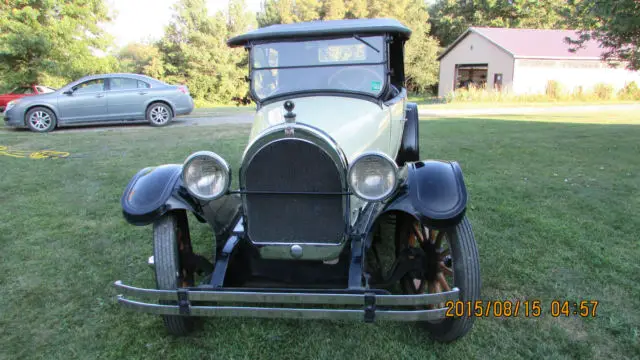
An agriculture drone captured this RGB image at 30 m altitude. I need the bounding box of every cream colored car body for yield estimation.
[247,94,407,220]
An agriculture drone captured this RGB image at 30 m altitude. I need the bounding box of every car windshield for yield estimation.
[251,36,386,100]
[11,87,34,95]
[37,86,56,93]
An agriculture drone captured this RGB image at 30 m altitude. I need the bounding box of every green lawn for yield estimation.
[1,111,638,359]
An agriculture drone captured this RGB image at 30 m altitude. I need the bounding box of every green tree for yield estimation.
[429,0,571,46]
[224,0,257,99]
[144,56,167,80]
[158,0,209,81]
[367,0,392,18]
[257,0,295,26]
[321,0,347,20]
[398,0,440,92]
[345,0,368,18]
[229,0,258,35]
[0,0,115,87]
[295,0,321,22]
[565,0,640,70]
[158,0,255,103]
[117,43,165,78]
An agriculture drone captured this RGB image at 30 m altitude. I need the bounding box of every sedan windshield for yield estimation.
[251,36,386,101]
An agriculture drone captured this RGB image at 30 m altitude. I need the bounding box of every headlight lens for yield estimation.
[182,151,230,200]
[5,100,18,111]
[348,152,398,201]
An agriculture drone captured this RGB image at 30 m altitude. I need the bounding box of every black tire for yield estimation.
[25,107,57,132]
[423,217,480,342]
[146,102,173,127]
[394,214,480,342]
[154,212,195,335]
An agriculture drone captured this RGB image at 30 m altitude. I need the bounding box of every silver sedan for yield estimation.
[2,73,194,132]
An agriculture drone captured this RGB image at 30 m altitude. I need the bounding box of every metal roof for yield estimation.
[228,18,411,47]
[437,27,606,61]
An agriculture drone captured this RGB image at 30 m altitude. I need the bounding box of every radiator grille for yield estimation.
[243,139,345,244]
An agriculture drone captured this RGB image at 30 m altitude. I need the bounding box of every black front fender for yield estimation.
[121,165,197,226]
[383,160,467,229]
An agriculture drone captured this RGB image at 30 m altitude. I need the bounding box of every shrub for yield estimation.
[545,80,561,99]
[439,81,629,104]
[572,86,585,101]
[593,83,614,100]
[193,98,220,108]
[618,81,640,100]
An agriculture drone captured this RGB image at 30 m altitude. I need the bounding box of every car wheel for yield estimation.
[154,211,197,335]
[25,107,57,133]
[396,214,481,342]
[147,103,173,127]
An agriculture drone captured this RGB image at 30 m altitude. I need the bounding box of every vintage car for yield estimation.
[114,18,481,342]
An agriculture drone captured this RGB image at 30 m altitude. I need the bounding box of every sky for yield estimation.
[103,0,263,48]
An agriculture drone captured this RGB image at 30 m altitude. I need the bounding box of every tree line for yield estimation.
[0,0,637,104]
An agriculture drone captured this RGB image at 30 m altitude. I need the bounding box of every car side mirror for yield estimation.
[63,90,73,95]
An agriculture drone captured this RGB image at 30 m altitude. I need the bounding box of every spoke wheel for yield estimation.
[398,222,453,308]
[25,107,57,132]
[395,214,481,342]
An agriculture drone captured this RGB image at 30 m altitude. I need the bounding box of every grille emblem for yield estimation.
[283,100,296,136]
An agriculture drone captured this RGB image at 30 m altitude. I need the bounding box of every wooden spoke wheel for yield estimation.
[397,221,453,303]
[395,214,481,342]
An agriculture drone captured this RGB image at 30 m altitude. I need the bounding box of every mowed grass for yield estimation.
[0,110,639,360]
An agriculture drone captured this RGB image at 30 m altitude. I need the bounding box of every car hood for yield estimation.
[18,92,58,102]
[249,96,392,164]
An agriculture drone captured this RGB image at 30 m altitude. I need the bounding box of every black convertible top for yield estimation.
[227,18,411,47]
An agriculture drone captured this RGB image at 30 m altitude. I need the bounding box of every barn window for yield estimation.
[454,64,488,90]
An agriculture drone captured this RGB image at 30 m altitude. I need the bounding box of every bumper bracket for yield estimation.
[177,289,191,315]
[364,292,376,323]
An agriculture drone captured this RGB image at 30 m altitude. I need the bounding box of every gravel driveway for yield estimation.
[0,111,255,134]
[2,103,638,133]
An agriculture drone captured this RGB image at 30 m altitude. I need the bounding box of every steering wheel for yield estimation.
[327,66,384,93]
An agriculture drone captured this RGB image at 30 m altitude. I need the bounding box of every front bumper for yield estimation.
[2,108,23,128]
[114,281,459,321]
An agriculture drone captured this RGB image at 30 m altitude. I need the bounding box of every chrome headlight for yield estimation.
[348,152,398,201]
[182,151,230,201]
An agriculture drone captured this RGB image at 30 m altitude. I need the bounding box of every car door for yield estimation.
[107,77,151,120]
[57,78,108,123]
